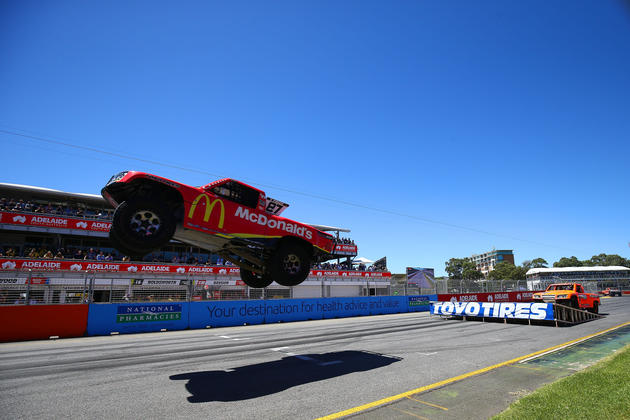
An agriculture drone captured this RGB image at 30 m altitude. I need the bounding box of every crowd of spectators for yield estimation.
[0,197,112,219]
[313,261,385,272]
[336,237,356,245]
[0,245,237,266]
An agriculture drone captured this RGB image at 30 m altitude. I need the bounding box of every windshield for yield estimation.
[549,284,573,291]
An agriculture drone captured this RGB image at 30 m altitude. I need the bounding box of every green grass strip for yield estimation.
[494,343,630,420]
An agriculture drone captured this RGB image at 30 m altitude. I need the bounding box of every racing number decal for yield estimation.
[188,194,225,228]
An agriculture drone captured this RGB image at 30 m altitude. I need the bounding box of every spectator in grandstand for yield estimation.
[73,249,84,260]
[42,250,54,259]
[54,250,64,259]
[96,251,106,261]
[105,253,113,261]
[85,248,97,260]
[5,247,15,257]
[13,199,25,211]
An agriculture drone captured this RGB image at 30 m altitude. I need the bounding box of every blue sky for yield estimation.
[1,1,629,275]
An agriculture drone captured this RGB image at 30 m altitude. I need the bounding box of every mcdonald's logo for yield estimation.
[188,194,225,228]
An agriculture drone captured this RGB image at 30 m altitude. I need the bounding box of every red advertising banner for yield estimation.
[0,258,391,278]
[0,211,111,232]
[437,291,543,303]
[0,304,89,342]
[333,244,358,255]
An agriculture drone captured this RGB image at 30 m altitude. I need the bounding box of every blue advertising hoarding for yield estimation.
[87,302,191,335]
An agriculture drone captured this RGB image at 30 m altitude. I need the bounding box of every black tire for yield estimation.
[570,296,579,309]
[108,229,145,261]
[270,242,311,287]
[239,270,273,288]
[591,302,599,314]
[111,199,175,254]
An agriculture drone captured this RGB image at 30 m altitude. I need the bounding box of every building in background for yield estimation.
[470,249,514,275]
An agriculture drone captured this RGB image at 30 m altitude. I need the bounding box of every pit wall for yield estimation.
[0,295,436,341]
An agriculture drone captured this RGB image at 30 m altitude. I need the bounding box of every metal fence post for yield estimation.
[87,272,95,303]
[26,269,32,305]
[82,270,89,303]
[109,278,114,303]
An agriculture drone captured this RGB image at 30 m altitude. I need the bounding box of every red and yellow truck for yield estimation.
[532,283,600,313]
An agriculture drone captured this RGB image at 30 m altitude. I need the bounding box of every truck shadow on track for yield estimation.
[169,350,401,402]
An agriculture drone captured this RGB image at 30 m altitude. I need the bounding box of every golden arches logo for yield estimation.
[188,194,225,228]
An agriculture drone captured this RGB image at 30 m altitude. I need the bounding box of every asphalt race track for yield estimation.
[1,297,628,419]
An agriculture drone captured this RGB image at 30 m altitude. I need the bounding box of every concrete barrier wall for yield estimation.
[2,295,438,340]
[0,304,89,342]
[87,302,190,336]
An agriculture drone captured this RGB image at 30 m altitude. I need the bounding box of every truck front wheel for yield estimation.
[111,199,176,255]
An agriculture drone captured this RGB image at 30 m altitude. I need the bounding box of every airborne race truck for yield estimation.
[532,283,600,314]
[102,171,339,289]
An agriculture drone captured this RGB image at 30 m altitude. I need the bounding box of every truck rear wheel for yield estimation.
[270,242,311,287]
[590,301,599,314]
[239,270,273,288]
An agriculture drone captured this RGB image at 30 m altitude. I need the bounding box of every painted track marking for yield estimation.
[317,321,630,419]
[406,396,448,411]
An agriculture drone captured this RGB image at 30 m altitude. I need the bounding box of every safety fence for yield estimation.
[0,269,392,306]
[2,269,629,307]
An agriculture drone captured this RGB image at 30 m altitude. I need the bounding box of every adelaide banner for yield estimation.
[0,211,111,232]
[0,258,391,278]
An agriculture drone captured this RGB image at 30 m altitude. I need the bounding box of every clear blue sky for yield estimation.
[1,1,629,275]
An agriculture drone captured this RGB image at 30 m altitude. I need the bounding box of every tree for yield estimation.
[553,256,582,268]
[585,253,629,267]
[445,258,483,279]
[553,254,630,268]
[487,262,515,280]
[522,258,548,270]
[530,258,548,268]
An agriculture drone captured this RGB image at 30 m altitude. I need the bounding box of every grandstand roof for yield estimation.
[0,183,108,207]
[526,266,630,275]
[306,223,351,233]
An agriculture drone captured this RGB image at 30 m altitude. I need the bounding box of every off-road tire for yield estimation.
[111,199,175,255]
[270,242,311,287]
[590,301,599,314]
[240,270,273,288]
[570,296,580,309]
[108,229,145,260]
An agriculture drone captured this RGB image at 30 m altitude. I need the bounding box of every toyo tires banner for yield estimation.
[431,301,554,321]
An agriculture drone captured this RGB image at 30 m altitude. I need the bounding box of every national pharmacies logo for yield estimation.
[408,296,430,307]
[116,304,182,323]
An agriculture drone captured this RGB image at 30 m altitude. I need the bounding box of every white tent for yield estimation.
[352,257,374,265]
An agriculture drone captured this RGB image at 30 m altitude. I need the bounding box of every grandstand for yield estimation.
[0,183,391,304]
[526,266,630,291]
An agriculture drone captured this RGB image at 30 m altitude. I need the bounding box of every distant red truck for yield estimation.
[102,171,340,288]
[532,283,600,313]
[601,287,622,297]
